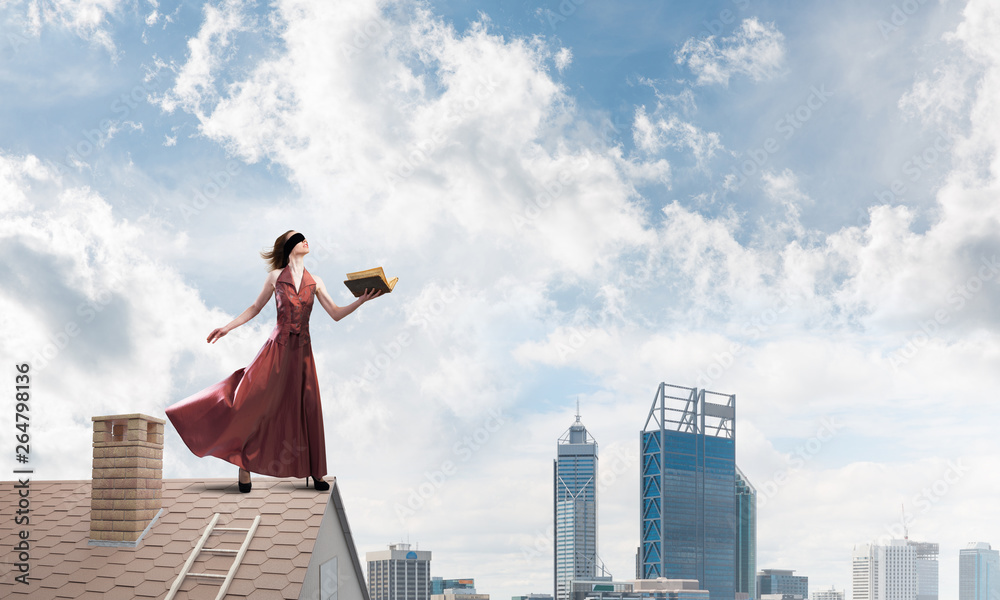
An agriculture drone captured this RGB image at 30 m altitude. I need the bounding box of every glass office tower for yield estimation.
[758,569,807,597]
[554,410,599,600]
[640,383,737,600]
[960,543,1000,600]
[431,579,476,595]
[910,542,939,600]
[735,467,757,600]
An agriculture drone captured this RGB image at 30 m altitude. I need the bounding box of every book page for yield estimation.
[346,266,385,281]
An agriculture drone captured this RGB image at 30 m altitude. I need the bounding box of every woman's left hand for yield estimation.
[360,288,384,303]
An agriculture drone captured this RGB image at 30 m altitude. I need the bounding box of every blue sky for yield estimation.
[2,1,1000,599]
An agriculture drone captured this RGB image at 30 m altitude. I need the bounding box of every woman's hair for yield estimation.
[261,230,295,271]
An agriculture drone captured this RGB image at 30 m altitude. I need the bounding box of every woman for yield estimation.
[166,230,382,492]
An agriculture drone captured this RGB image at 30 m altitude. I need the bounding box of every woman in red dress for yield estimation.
[166,230,381,492]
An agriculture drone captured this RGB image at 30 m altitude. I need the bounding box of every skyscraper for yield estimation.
[554,408,599,600]
[910,542,939,600]
[852,544,877,600]
[853,541,918,600]
[735,468,757,600]
[367,543,432,600]
[959,543,1000,600]
[640,383,737,600]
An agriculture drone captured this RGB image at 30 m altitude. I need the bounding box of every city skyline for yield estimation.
[2,1,999,599]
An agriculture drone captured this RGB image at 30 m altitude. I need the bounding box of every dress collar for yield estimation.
[277,267,315,294]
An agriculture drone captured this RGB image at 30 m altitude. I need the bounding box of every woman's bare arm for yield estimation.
[207,271,279,343]
[312,274,382,322]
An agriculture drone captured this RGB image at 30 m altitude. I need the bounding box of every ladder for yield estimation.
[164,512,262,600]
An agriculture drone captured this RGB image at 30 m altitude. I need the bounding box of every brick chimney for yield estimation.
[89,413,164,546]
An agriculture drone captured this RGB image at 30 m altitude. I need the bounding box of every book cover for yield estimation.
[344,267,398,296]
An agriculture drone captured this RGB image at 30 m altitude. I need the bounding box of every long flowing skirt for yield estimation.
[166,333,327,478]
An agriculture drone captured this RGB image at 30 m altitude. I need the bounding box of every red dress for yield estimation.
[166,267,327,478]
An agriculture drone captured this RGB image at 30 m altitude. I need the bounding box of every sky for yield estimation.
[1,0,999,598]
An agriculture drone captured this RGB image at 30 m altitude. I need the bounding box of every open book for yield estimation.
[343,267,398,297]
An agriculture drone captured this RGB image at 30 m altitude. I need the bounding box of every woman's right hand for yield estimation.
[207,274,276,344]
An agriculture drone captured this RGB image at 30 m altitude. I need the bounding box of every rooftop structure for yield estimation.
[0,412,369,600]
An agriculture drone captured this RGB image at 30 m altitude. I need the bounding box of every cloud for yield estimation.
[0,153,51,213]
[675,17,786,86]
[159,0,657,283]
[618,155,671,185]
[898,63,974,126]
[633,105,723,168]
[2,0,125,54]
[755,169,810,246]
[554,47,572,72]
[157,0,252,116]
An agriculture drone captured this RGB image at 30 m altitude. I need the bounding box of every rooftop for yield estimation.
[0,477,366,600]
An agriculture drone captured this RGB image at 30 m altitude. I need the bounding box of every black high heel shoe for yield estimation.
[238,468,252,493]
[306,475,330,491]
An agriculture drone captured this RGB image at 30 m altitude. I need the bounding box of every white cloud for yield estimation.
[675,17,786,86]
[554,46,572,72]
[636,77,698,116]
[898,63,974,126]
[632,106,659,152]
[632,105,723,168]
[157,0,251,116]
[0,153,52,213]
[161,0,655,283]
[756,168,810,246]
[3,0,125,54]
[619,155,671,185]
